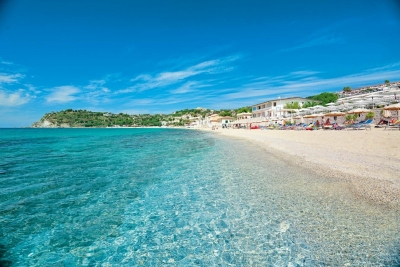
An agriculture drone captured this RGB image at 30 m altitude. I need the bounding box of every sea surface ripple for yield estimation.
[0,128,399,266]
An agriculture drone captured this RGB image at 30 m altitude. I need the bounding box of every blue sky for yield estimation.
[1,0,400,127]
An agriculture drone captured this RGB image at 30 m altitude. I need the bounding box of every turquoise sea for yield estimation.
[0,128,399,266]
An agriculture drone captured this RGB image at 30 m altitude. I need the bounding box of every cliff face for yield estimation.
[31,119,68,128]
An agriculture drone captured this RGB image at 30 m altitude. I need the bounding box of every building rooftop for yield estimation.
[252,96,309,107]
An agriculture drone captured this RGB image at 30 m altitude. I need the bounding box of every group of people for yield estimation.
[305,118,331,130]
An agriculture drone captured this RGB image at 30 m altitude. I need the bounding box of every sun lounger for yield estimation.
[331,123,345,130]
[351,119,373,130]
[384,121,400,130]
[384,125,400,130]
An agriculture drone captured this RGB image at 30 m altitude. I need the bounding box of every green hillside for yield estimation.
[32,106,252,127]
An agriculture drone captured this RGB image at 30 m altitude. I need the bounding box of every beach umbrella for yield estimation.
[304,113,325,118]
[340,104,354,111]
[370,94,384,99]
[381,86,400,94]
[324,111,345,117]
[303,114,315,118]
[312,105,325,109]
[383,109,392,118]
[383,103,400,110]
[346,97,364,102]
[354,100,367,105]
[328,106,338,111]
[346,108,371,114]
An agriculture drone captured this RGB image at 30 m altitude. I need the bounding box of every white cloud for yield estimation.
[119,56,237,94]
[170,81,197,94]
[0,90,30,106]
[82,80,111,104]
[85,79,107,90]
[1,60,14,65]
[130,74,152,82]
[46,86,80,103]
[224,64,400,100]
[170,81,212,94]
[281,35,343,52]
[0,73,24,84]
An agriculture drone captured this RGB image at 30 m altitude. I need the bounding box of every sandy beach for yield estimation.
[202,127,400,208]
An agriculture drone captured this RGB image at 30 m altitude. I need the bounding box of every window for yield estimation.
[273,102,276,107]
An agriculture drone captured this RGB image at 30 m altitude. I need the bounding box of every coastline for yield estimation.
[199,127,400,208]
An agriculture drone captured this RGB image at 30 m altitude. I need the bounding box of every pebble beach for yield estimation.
[204,127,400,208]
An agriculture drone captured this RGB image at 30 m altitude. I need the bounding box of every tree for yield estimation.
[343,86,351,92]
[385,80,390,84]
[365,111,375,120]
[307,92,339,106]
[302,101,319,108]
[219,110,233,117]
[284,102,301,109]
[235,106,252,113]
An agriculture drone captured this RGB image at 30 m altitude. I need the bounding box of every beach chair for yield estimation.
[384,120,400,130]
[332,123,345,130]
[351,119,373,130]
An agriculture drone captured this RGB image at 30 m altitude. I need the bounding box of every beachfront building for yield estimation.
[236,112,252,120]
[251,97,310,124]
[201,114,235,128]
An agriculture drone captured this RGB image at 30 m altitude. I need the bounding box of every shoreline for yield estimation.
[199,127,400,208]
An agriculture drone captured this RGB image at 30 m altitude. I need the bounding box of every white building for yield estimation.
[251,97,309,124]
[201,114,235,128]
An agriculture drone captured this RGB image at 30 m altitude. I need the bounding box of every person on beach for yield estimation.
[306,123,315,130]
[377,119,388,125]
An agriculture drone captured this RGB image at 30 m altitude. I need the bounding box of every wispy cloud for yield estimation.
[1,60,14,65]
[170,81,212,94]
[44,79,112,105]
[85,79,107,90]
[118,56,238,94]
[0,90,30,106]
[224,63,400,101]
[82,79,111,104]
[279,23,346,53]
[0,73,24,84]
[281,35,343,52]
[46,86,80,103]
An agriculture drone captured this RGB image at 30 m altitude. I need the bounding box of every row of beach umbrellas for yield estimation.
[299,103,400,119]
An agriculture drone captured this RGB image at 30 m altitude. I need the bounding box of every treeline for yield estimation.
[41,109,133,127]
[35,106,253,127]
[285,92,339,109]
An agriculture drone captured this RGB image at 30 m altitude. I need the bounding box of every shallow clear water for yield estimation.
[0,128,399,266]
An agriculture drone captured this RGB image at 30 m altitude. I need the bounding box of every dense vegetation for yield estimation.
[284,92,339,109]
[33,106,252,127]
[37,109,134,127]
[306,92,339,106]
